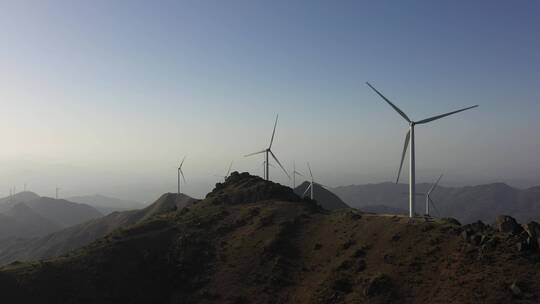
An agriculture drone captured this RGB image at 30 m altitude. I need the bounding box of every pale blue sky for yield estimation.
[0,1,539,201]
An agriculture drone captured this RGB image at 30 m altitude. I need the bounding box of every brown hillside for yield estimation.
[0,172,539,304]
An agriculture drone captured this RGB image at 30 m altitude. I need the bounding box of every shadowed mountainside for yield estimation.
[332,182,540,224]
[0,193,197,265]
[294,181,350,211]
[0,172,539,304]
[0,192,103,238]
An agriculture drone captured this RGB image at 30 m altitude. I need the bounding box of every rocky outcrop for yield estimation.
[495,215,523,234]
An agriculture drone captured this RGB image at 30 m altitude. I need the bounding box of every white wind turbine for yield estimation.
[245,114,290,181]
[425,174,443,216]
[367,82,478,218]
[177,156,186,195]
[292,161,305,189]
[302,163,328,200]
[215,161,234,182]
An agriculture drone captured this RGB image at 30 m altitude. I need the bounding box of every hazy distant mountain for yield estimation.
[0,203,61,239]
[0,192,103,239]
[0,191,40,206]
[332,182,540,223]
[67,194,145,215]
[294,181,349,210]
[0,193,197,265]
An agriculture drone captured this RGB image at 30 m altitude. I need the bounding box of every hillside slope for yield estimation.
[294,181,350,211]
[0,193,197,264]
[0,172,539,304]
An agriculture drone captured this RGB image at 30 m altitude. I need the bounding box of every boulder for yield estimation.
[495,215,523,234]
[510,281,523,298]
[364,273,393,297]
[522,221,540,239]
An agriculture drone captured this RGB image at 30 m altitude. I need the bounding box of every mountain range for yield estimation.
[332,182,540,224]
[0,172,538,304]
[0,192,103,238]
[67,194,145,215]
[0,192,197,265]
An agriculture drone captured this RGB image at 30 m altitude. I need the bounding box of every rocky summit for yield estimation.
[0,172,539,304]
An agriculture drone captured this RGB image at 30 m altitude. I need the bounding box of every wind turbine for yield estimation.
[292,161,305,189]
[215,161,234,182]
[367,82,478,218]
[302,163,328,200]
[245,114,290,181]
[55,186,60,199]
[178,156,186,195]
[425,174,443,216]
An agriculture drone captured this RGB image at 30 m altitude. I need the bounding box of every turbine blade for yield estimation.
[307,162,313,179]
[226,161,233,176]
[179,156,186,169]
[396,129,411,184]
[244,149,266,157]
[269,114,279,149]
[428,174,444,195]
[180,169,186,184]
[416,105,478,125]
[294,170,305,177]
[429,197,441,217]
[302,184,312,197]
[366,82,411,123]
[270,150,290,179]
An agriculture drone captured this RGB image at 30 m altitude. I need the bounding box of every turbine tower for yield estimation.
[245,114,290,181]
[55,186,60,199]
[292,161,305,189]
[367,82,478,218]
[425,174,443,216]
[261,160,275,178]
[178,156,186,195]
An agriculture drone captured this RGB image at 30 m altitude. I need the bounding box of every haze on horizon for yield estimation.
[1,0,539,202]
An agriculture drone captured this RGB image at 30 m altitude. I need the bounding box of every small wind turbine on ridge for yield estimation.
[245,114,290,181]
[178,156,186,195]
[425,174,443,216]
[292,161,305,189]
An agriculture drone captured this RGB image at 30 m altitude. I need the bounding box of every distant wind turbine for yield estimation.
[425,174,443,216]
[302,163,328,200]
[292,161,305,189]
[261,160,276,178]
[367,82,478,218]
[245,114,290,181]
[215,161,234,182]
[178,156,186,195]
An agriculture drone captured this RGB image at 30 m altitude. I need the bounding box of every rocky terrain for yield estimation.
[0,172,539,304]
